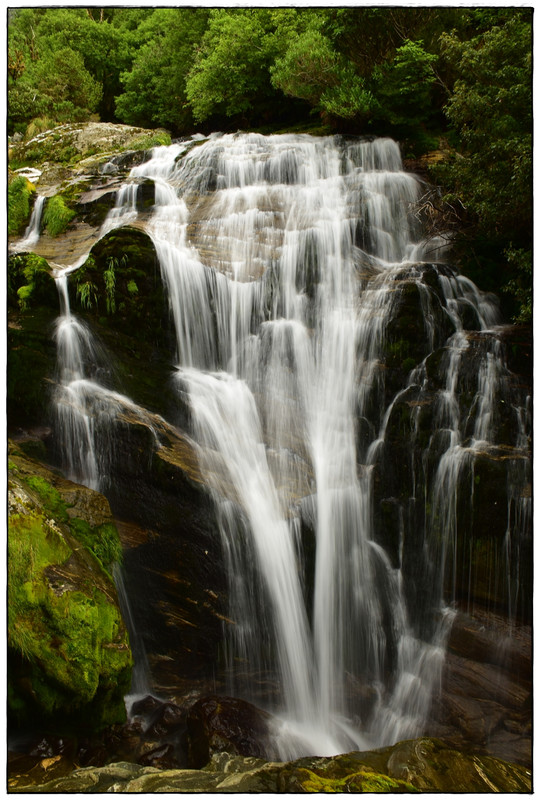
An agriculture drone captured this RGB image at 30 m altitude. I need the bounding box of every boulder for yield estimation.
[185,695,276,768]
[7,445,132,732]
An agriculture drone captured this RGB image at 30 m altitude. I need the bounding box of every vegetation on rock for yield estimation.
[8,175,34,235]
[42,195,75,237]
[8,448,132,731]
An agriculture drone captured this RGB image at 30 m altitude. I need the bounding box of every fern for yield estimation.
[77,281,98,310]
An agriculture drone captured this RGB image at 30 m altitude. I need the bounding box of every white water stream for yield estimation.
[17,194,45,250]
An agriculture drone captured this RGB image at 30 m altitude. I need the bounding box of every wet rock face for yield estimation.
[185,695,275,768]
[372,282,532,624]
[427,610,532,767]
[96,412,228,684]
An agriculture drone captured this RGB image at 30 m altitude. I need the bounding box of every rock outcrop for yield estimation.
[7,444,132,732]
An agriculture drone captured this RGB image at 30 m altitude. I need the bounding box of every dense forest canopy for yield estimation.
[7,6,532,322]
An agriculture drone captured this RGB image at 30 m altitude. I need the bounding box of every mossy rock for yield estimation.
[66,228,171,354]
[7,448,132,732]
[8,306,58,430]
[8,253,58,314]
[8,122,164,172]
[293,765,417,792]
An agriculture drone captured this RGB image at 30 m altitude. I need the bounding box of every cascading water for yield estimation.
[16,194,45,250]
[93,133,492,756]
[37,132,530,759]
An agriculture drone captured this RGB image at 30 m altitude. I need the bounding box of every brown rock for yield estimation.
[185,695,275,768]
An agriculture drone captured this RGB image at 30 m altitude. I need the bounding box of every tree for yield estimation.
[436,11,532,320]
[115,9,209,132]
[185,9,279,124]
[33,47,102,119]
[32,8,132,120]
[371,40,438,127]
[270,23,376,121]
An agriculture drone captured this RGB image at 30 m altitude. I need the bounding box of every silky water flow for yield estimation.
[25,133,530,759]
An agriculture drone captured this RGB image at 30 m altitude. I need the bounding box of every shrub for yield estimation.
[43,195,75,236]
[129,131,171,151]
[14,254,50,311]
[24,117,58,141]
[8,175,33,236]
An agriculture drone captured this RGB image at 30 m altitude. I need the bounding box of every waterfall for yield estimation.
[95,134,471,756]
[15,194,45,250]
[44,133,531,759]
[113,564,152,703]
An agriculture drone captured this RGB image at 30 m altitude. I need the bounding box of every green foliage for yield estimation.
[435,11,532,320]
[34,46,102,116]
[185,9,278,123]
[103,255,128,315]
[8,175,33,235]
[13,253,50,311]
[8,34,103,132]
[127,279,139,295]
[502,247,532,323]
[24,116,57,140]
[8,83,48,135]
[271,25,376,121]
[10,7,138,123]
[43,195,75,236]
[116,9,209,131]
[129,131,172,151]
[77,281,99,310]
[372,40,438,126]
[271,25,341,105]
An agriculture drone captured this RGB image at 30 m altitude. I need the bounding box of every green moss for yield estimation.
[8,503,131,727]
[9,253,55,312]
[8,510,71,659]
[8,175,34,236]
[70,518,122,571]
[402,356,417,373]
[25,475,69,522]
[8,455,132,730]
[43,194,76,236]
[297,767,418,793]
